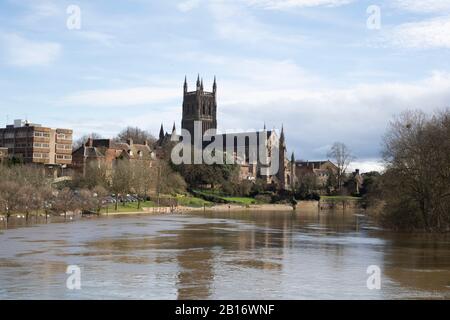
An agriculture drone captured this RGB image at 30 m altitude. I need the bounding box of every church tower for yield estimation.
[181,75,217,140]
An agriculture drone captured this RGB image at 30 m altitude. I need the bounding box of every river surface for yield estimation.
[0,210,449,299]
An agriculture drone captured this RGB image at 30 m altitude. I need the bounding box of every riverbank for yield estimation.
[100,202,320,216]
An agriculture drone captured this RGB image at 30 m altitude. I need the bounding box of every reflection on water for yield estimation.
[0,210,449,299]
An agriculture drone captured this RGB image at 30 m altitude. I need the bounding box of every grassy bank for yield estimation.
[100,201,156,213]
[193,190,262,205]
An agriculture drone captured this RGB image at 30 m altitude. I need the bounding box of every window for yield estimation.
[34,143,50,148]
[57,154,72,160]
[34,131,50,138]
[57,144,71,150]
[57,133,71,140]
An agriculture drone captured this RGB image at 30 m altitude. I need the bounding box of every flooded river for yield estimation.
[0,210,449,299]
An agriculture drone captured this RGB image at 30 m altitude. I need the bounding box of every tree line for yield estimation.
[366,109,450,232]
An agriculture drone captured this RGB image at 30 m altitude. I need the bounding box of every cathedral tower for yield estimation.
[181,75,217,139]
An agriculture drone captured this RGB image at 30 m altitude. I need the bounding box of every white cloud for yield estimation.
[63,86,180,107]
[75,31,117,47]
[393,0,450,13]
[383,16,450,49]
[216,70,450,161]
[177,0,202,12]
[2,33,61,67]
[208,1,305,44]
[348,160,384,173]
[244,0,354,10]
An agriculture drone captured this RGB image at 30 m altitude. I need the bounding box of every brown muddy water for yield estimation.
[0,210,449,299]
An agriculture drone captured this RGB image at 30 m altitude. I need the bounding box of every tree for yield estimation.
[73,132,102,150]
[158,161,186,195]
[115,127,156,145]
[75,161,109,189]
[327,142,354,192]
[110,160,132,210]
[131,161,155,209]
[295,171,318,199]
[0,180,21,223]
[380,109,450,231]
[53,188,78,220]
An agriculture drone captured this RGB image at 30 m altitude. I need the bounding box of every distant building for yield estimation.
[347,169,364,195]
[0,119,73,167]
[295,160,338,188]
[72,138,156,176]
[0,147,8,164]
[157,76,296,190]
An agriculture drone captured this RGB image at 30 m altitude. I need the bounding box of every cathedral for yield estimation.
[158,75,296,190]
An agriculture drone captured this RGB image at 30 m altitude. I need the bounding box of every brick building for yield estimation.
[0,119,73,166]
[295,160,338,188]
[72,138,156,176]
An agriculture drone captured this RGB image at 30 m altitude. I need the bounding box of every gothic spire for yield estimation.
[184,76,187,93]
[213,76,217,93]
[159,123,164,140]
[291,151,295,162]
[280,124,285,142]
[196,74,201,89]
[200,78,204,91]
[172,122,176,135]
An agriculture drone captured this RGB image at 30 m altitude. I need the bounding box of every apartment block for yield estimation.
[0,119,73,166]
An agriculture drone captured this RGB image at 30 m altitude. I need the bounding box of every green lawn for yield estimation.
[193,190,260,205]
[223,197,258,205]
[101,201,156,213]
[176,195,212,207]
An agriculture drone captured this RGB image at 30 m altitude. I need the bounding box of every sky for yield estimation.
[1,0,449,172]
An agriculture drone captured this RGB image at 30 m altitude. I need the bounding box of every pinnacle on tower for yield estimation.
[291,151,295,162]
[159,123,164,140]
[184,76,188,93]
[196,74,201,89]
[172,122,176,134]
[213,76,217,93]
[200,78,204,91]
[280,124,285,144]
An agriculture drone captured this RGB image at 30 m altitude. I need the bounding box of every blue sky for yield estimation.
[1,0,450,171]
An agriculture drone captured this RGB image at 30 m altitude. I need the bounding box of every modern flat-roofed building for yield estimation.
[0,119,73,166]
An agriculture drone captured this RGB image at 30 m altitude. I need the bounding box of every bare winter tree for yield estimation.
[53,188,77,220]
[131,161,155,209]
[327,142,354,192]
[381,109,450,231]
[73,132,102,150]
[110,160,132,211]
[115,127,156,145]
[0,180,21,224]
